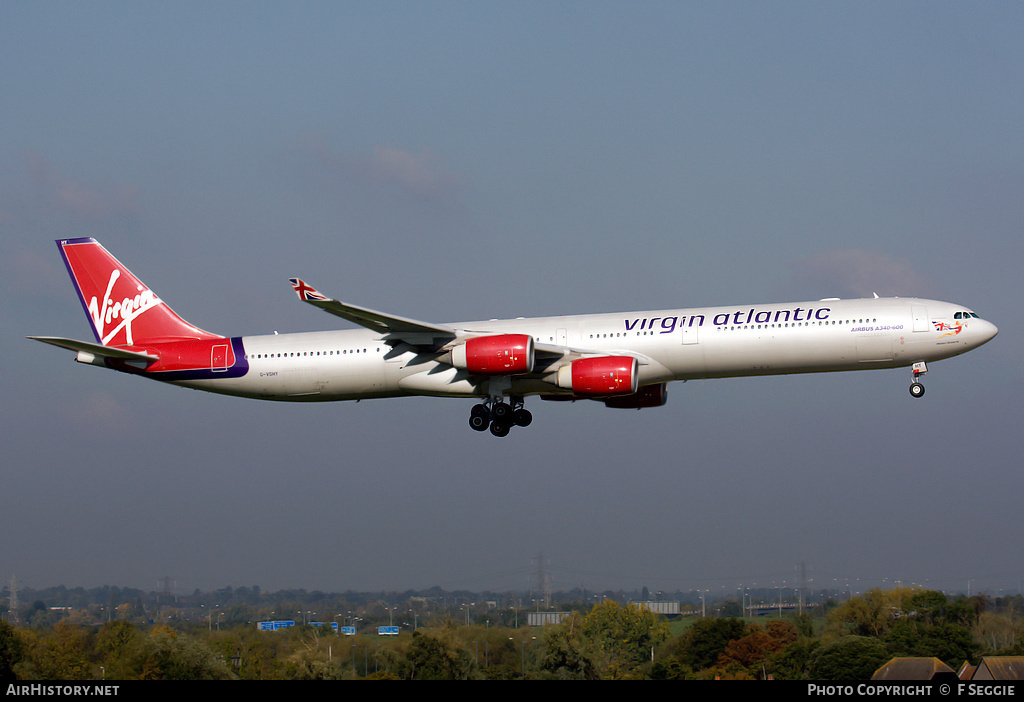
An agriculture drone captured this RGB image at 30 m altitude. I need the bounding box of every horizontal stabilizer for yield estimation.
[28,336,158,363]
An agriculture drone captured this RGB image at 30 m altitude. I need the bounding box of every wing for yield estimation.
[287,280,657,374]
[289,278,457,348]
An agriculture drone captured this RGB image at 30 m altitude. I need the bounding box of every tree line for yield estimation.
[1,588,1021,680]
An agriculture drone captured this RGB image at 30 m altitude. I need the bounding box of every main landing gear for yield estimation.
[469,397,533,436]
[909,361,927,398]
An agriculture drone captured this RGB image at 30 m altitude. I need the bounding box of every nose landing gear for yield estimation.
[909,361,927,398]
[468,396,532,436]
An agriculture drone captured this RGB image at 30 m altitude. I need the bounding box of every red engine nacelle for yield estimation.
[448,334,535,375]
[603,383,668,409]
[556,356,639,396]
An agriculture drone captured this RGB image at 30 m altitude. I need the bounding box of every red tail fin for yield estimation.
[58,238,218,346]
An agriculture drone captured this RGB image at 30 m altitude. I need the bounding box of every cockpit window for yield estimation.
[955,311,981,319]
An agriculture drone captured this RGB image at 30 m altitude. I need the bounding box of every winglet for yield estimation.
[289,278,329,302]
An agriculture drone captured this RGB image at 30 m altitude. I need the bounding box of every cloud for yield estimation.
[56,391,135,437]
[298,140,459,202]
[789,249,936,299]
[0,152,142,299]
[3,245,65,292]
[19,150,141,221]
[368,146,457,197]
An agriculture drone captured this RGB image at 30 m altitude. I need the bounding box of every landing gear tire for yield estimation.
[909,362,928,399]
[468,396,529,436]
[491,401,512,421]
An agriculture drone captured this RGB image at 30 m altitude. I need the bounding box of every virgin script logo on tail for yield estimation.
[86,268,162,345]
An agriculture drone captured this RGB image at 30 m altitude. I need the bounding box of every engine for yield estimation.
[603,383,668,409]
[555,356,638,396]
[447,334,535,375]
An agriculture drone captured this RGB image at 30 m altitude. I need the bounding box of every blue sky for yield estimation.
[2,2,1021,598]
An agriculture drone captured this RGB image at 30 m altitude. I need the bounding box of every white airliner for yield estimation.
[32,238,997,436]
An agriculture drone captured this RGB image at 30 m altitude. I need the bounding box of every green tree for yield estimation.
[808,636,889,680]
[394,630,478,680]
[649,657,696,680]
[826,588,980,668]
[580,601,670,678]
[884,620,978,665]
[975,611,1021,654]
[905,589,978,628]
[765,637,820,680]
[676,617,747,672]
[906,589,949,622]
[828,587,918,637]
[281,656,346,680]
[539,611,598,680]
[207,628,284,680]
[94,621,140,680]
[792,612,816,637]
[538,602,670,679]
[31,622,92,680]
[0,621,24,682]
[130,627,233,680]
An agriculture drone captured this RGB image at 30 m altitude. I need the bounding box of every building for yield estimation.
[871,657,959,681]
[963,657,1024,681]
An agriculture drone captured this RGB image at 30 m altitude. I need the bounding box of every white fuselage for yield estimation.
[175,296,997,402]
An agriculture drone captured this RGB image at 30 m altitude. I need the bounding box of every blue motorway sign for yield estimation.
[257,621,295,631]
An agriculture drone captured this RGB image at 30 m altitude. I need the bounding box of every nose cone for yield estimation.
[974,319,998,346]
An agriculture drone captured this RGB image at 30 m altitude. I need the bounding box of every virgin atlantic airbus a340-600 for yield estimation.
[31,238,997,436]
